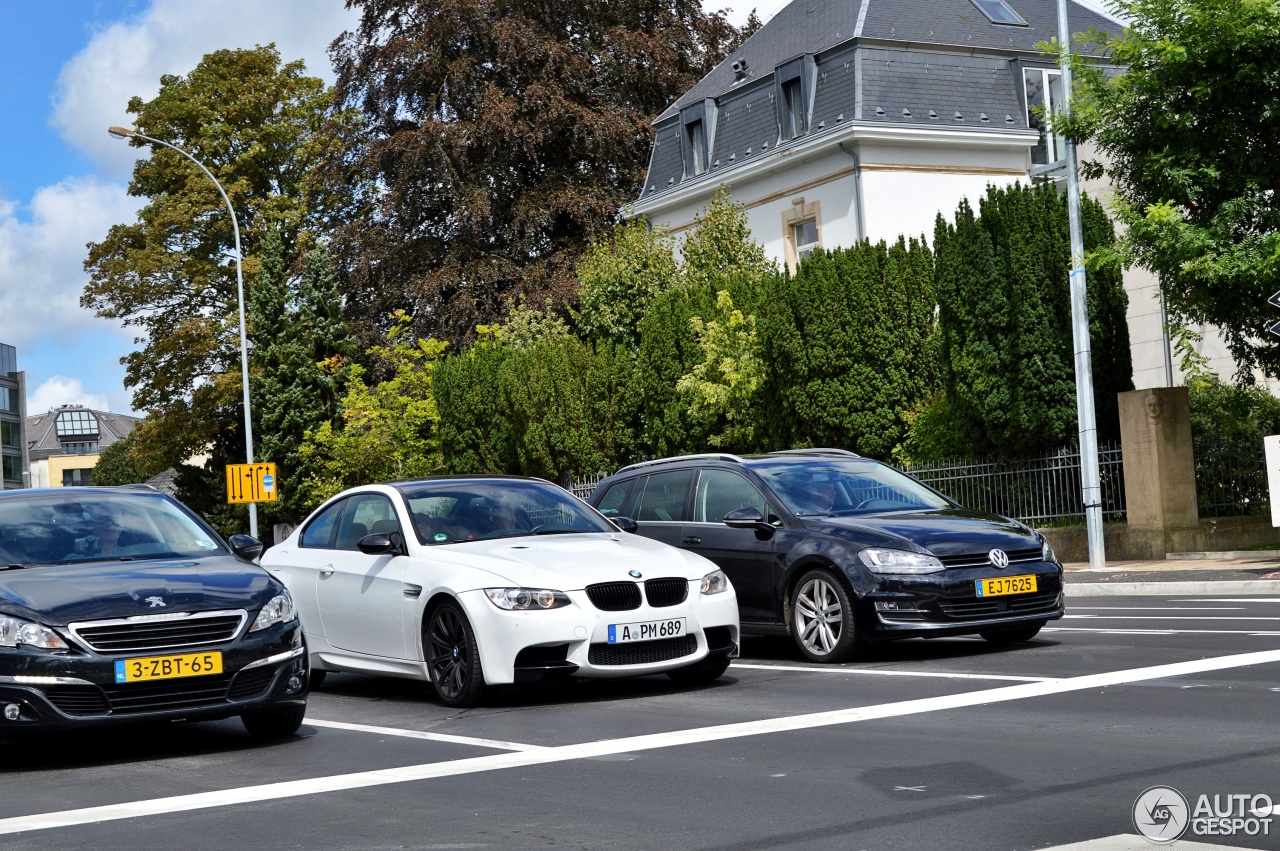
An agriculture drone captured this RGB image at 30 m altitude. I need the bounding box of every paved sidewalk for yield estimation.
[1062,554,1280,596]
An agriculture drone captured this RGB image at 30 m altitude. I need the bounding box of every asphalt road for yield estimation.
[4,594,1280,850]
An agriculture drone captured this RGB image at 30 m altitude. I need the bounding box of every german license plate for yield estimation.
[114,651,223,683]
[608,617,686,644]
[975,575,1038,598]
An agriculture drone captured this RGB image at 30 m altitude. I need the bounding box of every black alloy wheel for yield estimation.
[790,568,865,663]
[240,705,307,738]
[425,600,488,707]
[979,622,1046,644]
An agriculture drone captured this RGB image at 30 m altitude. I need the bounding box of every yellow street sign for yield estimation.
[226,463,278,504]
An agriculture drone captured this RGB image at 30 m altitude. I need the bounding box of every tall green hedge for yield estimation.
[759,237,938,458]
[932,182,1132,458]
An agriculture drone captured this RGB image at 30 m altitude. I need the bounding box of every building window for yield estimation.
[1024,68,1066,166]
[781,196,823,274]
[56,409,99,438]
[1,455,19,483]
[783,79,804,139]
[60,441,98,455]
[0,421,16,449]
[970,0,1027,25]
[0,388,15,413]
[687,119,707,176]
[63,468,93,487]
[793,220,820,262]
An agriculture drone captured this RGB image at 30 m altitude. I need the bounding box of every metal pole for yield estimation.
[1159,281,1174,387]
[1056,0,1105,568]
[133,133,258,539]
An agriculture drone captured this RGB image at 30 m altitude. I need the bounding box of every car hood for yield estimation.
[0,557,281,626]
[423,533,715,591]
[804,508,1039,556]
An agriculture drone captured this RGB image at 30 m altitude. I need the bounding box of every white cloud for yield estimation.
[52,0,359,177]
[28,376,111,415]
[0,176,142,349]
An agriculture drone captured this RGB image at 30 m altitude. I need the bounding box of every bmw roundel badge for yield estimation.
[628,570,642,579]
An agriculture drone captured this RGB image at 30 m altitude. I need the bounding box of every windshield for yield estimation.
[0,491,225,566]
[750,460,953,517]
[397,480,616,545]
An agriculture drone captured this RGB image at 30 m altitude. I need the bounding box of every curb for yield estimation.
[1166,550,1280,560]
[1066,581,1280,597]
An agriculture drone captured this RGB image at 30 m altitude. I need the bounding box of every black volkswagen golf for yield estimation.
[0,486,308,737]
[588,450,1064,662]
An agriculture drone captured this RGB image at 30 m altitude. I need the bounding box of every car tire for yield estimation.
[790,568,863,663]
[240,705,307,738]
[979,622,1046,644]
[425,600,488,708]
[308,669,327,690]
[666,652,732,686]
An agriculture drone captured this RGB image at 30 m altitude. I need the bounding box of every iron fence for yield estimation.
[899,442,1127,526]
[563,471,609,501]
[1196,439,1269,517]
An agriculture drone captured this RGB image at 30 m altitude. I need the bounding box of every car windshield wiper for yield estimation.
[533,528,590,535]
[793,512,835,518]
[2,563,26,570]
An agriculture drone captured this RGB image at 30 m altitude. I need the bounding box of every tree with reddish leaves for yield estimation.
[326,0,757,348]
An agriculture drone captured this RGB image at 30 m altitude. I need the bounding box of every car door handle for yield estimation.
[320,563,335,577]
[682,536,701,546]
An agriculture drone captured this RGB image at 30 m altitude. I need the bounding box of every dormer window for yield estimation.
[783,79,804,139]
[679,99,717,180]
[1024,68,1067,166]
[970,0,1027,25]
[687,120,707,176]
[774,55,816,143]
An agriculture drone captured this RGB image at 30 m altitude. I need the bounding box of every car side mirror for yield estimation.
[229,534,264,561]
[611,516,639,534]
[723,507,775,538]
[357,531,407,556]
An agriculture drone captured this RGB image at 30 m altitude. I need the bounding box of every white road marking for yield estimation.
[1041,834,1252,850]
[1068,607,1244,611]
[1065,615,1280,621]
[730,662,1051,682]
[304,719,547,752]
[1175,599,1280,603]
[1045,627,1280,636]
[2,648,1279,836]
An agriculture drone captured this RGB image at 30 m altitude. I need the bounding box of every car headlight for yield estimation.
[858,548,944,574]
[0,616,69,650]
[700,569,729,595]
[1042,539,1058,564]
[484,588,571,610]
[250,591,297,632]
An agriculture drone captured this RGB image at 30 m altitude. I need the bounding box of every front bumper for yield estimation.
[855,561,1065,639]
[461,582,741,685]
[0,621,308,735]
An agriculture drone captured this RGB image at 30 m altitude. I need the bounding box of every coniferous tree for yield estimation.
[760,238,938,459]
[932,182,1132,457]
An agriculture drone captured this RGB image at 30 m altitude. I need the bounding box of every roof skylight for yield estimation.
[970,0,1028,25]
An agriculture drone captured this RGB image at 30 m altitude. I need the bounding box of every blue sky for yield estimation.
[0,0,355,417]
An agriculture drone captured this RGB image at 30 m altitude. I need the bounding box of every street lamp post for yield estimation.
[108,125,259,539]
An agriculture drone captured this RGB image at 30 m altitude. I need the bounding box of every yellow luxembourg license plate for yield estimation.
[114,651,223,684]
[975,575,1038,598]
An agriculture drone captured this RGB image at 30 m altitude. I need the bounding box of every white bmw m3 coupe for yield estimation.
[261,477,740,706]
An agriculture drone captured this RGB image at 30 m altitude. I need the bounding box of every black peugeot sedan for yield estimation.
[0,486,308,737]
[588,450,1064,662]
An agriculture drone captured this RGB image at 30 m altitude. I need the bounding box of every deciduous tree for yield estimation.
[1065,0,1280,378]
[82,46,355,470]
[326,0,757,348]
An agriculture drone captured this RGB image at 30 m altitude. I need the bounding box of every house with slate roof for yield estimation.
[632,0,1251,391]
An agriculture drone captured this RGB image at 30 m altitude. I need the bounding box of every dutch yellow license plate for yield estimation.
[113,651,223,684]
[975,575,1038,598]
